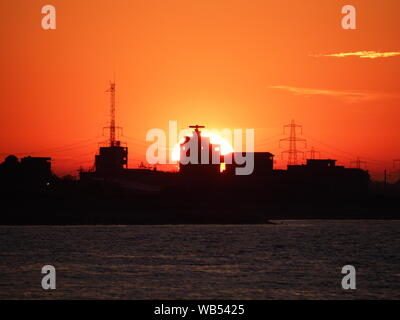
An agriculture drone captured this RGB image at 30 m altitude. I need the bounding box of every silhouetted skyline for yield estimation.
[1,0,400,180]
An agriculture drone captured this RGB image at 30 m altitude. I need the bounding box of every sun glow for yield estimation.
[171,131,234,162]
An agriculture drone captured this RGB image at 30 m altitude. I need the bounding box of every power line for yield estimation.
[303,134,389,166]
[350,157,367,169]
[0,137,100,157]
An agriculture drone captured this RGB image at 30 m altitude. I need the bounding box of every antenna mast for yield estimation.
[106,82,116,147]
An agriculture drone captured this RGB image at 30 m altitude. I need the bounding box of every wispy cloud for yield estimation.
[269,85,396,103]
[311,51,400,59]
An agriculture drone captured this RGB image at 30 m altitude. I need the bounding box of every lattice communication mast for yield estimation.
[94,81,128,174]
[105,81,122,147]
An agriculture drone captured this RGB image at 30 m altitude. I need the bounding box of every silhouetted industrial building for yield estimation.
[225,152,274,176]
[95,141,128,175]
[285,159,370,194]
[21,156,52,176]
[179,125,221,177]
[0,155,53,189]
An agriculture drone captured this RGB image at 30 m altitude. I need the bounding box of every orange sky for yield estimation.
[1,0,399,180]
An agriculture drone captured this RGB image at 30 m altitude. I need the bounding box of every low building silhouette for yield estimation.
[225,152,274,176]
[285,159,370,194]
[0,155,53,190]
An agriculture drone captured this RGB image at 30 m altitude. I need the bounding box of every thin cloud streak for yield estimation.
[311,51,400,59]
[269,86,397,103]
